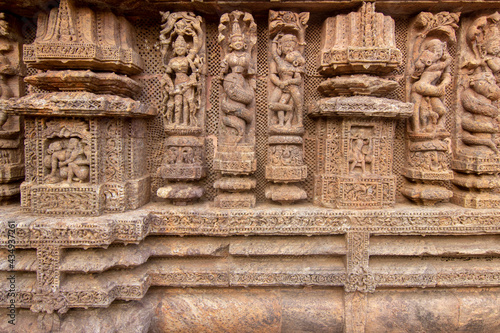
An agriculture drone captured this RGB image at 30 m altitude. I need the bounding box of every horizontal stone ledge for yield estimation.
[1,202,500,248]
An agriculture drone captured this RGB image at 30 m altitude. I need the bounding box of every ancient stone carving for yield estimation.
[402,12,459,205]
[23,0,143,74]
[159,11,205,134]
[318,2,401,76]
[214,11,257,208]
[0,12,23,203]
[6,0,155,215]
[43,137,90,184]
[452,12,500,208]
[312,3,412,209]
[266,11,308,204]
[156,12,206,205]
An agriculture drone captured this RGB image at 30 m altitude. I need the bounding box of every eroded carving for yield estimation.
[402,12,459,205]
[452,11,500,208]
[159,11,205,134]
[312,3,412,209]
[0,12,23,203]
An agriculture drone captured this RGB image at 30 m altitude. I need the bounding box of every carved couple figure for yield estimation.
[269,33,305,129]
[44,138,90,183]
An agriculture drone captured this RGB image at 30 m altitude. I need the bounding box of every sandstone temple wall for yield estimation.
[0,1,499,332]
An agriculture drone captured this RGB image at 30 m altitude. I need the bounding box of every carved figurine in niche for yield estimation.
[219,11,256,143]
[44,138,90,184]
[160,12,204,131]
[268,11,307,134]
[410,39,452,134]
[450,12,500,208]
[269,34,305,129]
[348,138,373,174]
[265,11,309,205]
[402,12,458,206]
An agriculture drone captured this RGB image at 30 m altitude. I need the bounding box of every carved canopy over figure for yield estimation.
[409,12,459,135]
[268,11,308,131]
[159,12,204,130]
[218,11,257,143]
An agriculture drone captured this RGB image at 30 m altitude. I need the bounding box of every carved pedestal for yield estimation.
[156,12,207,205]
[7,0,155,215]
[311,97,412,209]
[213,11,257,209]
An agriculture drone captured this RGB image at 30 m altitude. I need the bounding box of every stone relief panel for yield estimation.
[266,10,308,205]
[213,11,258,208]
[158,11,205,135]
[453,11,500,208]
[402,12,459,206]
[156,11,207,205]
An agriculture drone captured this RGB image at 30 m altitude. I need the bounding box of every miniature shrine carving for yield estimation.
[402,12,459,205]
[5,0,155,215]
[310,3,412,209]
[156,11,206,205]
[213,10,257,208]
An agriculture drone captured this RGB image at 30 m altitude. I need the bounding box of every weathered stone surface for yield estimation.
[0,1,499,331]
[318,75,399,97]
[25,70,143,98]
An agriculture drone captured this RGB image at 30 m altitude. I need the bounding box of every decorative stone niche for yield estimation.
[311,3,412,209]
[6,0,155,216]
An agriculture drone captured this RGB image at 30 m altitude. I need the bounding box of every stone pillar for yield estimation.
[156,12,207,205]
[213,11,257,209]
[452,12,500,208]
[311,3,412,209]
[8,0,155,216]
[401,12,459,206]
[0,13,24,203]
[264,11,309,205]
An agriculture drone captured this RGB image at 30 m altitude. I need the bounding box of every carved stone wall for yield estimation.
[0,1,500,332]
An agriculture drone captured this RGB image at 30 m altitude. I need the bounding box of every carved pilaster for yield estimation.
[31,246,68,314]
[214,11,257,208]
[265,11,308,204]
[156,12,207,205]
[0,13,24,203]
[402,12,459,206]
[452,12,500,208]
